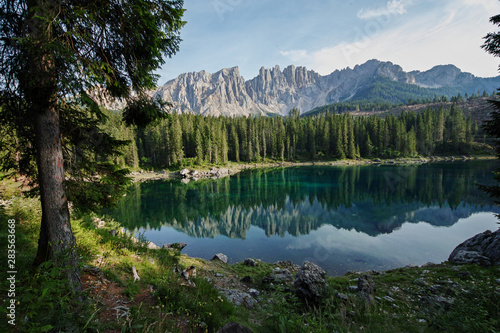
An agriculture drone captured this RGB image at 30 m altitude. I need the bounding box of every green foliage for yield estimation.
[479,12,500,218]
[119,103,483,171]
[155,276,236,331]
[17,260,91,333]
[123,95,170,128]
[427,285,500,332]
[0,0,186,211]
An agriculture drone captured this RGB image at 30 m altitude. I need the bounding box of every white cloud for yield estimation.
[279,49,310,63]
[279,0,499,78]
[357,0,409,20]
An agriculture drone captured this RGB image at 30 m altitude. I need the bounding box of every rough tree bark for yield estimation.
[26,0,82,292]
[33,104,82,293]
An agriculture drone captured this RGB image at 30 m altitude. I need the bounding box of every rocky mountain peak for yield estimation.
[143,60,500,117]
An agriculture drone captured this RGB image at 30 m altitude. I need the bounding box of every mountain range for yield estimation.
[147,59,500,117]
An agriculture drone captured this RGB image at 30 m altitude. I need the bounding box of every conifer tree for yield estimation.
[195,128,204,165]
[479,12,500,210]
[0,0,185,292]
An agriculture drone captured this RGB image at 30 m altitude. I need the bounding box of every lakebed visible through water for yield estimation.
[105,160,500,276]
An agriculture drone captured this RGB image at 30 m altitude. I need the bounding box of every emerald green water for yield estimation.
[106,161,500,275]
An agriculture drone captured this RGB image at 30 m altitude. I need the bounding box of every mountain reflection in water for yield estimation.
[105,161,500,275]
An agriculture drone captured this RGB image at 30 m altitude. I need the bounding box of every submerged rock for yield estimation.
[449,229,500,266]
[162,242,187,251]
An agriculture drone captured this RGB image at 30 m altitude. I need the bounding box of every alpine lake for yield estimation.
[105,160,500,276]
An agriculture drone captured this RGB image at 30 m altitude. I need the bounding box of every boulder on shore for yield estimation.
[293,261,328,304]
[357,275,376,303]
[448,229,500,266]
[179,168,191,178]
[212,253,229,264]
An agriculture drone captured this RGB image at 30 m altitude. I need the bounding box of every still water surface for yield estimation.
[106,161,500,275]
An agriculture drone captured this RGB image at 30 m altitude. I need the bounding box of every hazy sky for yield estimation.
[156,0,500,83]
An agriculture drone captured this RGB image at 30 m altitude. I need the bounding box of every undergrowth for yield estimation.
[1,181,499,332]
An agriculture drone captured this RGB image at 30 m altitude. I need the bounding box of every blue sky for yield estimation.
[156,0,500,83]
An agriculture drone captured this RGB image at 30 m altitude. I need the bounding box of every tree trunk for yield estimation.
[26,0,81,293]
[33,105,82,293]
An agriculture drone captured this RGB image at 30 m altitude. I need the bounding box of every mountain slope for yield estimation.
[148,59,500,117]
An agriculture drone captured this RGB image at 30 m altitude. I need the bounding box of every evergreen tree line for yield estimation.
[305,90,493,116]
[104,103,481,170]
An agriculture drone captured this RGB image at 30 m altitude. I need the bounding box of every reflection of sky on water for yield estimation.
[141,211,499,276]
[109,161,500,275]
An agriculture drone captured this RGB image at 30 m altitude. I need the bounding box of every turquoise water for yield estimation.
[106,161,500,275]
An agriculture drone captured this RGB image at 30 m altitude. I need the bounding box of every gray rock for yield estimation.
[218,289,256,309]
[413,278,428,287]
[449,250,491,266]
[358,275,376,295]
[146,241,159,249]
[357,275,376,303]
[275,260,301,270]
[335,292,348,301]
[420,295,455,311]
[262,268,293,285]
[248,288,260,297]
[212,253,228,264]
[449,229,500,265]
[243,258,258,267]
[218,168,229,176]
[348,285,358,292]
[180,168,191,177]
[216,322,253,333]
[294,261,328,304]
[271,268,293,282]
[383,296,395,302]
[162,242,187,251]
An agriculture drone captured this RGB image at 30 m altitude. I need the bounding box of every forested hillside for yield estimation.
[304,90,493,117]
[103,103,486,170]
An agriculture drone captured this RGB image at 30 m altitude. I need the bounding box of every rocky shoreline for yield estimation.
[129,155,494,183]
[113,225,499,332]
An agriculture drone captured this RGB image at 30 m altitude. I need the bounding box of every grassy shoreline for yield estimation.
[1,189,499,332]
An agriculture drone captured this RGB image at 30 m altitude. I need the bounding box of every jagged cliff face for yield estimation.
[409,65,476,88]
[147,59,498,117]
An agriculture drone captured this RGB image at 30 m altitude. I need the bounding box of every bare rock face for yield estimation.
[101,59,500,116]
[294,261,328,304]
[449,229,500,266]
[154,66,260,117]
